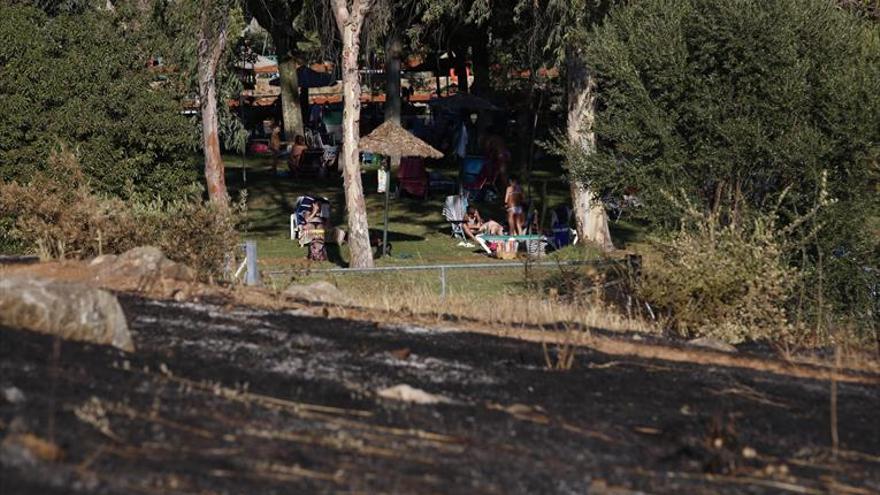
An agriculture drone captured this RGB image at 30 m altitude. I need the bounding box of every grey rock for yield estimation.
[2,386,25,404]
[88,254,117,268]
[377,384,455,405]
[93,246,195,283]
[0,277,134,352]
[283,281,349,305]
[688,336,737,353]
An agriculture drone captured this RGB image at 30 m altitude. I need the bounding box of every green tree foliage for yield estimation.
[577,0,879,219]
[0,4,197,197]
[575,0,880,337]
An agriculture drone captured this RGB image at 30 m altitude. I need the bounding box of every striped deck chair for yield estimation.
[442,194,468,240]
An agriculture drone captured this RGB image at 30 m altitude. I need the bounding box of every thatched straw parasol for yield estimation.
[360,121,443,159]
[360,121,444,256]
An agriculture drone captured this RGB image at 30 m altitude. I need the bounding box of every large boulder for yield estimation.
[283,281,349,305]
[90,246,195,283]
[0,277,134,352]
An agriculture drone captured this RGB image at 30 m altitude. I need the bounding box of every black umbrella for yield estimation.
[269,65,335,89]
[429,93,499,112]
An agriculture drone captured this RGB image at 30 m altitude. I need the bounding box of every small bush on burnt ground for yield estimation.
[0,149,241,280]
[635,185,879,351]
[638,208,795,344]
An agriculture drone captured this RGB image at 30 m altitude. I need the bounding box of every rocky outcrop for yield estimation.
[90,246,195,283]
[0,277,133,352]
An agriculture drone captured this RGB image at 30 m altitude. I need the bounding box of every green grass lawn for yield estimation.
[223,152,643,295]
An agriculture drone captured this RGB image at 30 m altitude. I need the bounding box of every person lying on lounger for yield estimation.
[479,219,504,236]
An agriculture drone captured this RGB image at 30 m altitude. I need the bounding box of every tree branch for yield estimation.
[329,0,349,34]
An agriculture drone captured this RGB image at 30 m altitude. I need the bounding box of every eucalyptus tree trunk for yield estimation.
[567,50,613,250]
[277,56,305,140]
[332,0,375,268]
[197,2,230,207]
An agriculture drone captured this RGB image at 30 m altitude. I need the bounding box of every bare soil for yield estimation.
[2,289,879,494]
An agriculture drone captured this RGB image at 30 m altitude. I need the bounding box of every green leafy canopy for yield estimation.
[0,3,198,197]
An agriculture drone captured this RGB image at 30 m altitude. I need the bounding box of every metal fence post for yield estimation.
[245,240,260,286]
[439,266,447,299]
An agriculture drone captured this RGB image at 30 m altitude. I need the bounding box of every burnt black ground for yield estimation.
[1,294,878,494]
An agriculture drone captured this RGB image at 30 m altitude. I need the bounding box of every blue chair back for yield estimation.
[460,156,485,185]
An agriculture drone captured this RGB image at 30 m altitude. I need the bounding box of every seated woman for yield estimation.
[460,206,484,247]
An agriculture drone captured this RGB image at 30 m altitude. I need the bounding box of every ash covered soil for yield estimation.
[1,294,878,494]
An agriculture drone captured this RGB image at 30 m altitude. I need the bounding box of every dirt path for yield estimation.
[2,293,878,494]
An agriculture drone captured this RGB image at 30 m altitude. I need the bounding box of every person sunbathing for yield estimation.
[479,219,504,236]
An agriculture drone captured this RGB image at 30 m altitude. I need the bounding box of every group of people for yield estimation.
[269,123,308,175]
[458,175,526,247]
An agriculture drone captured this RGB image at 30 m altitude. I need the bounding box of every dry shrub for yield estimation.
[123,195,242,280]
[0,149,240,280]
[639,208,795,344]
[0,150,117,258]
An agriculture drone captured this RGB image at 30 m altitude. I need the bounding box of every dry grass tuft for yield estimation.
[350,283,654,336]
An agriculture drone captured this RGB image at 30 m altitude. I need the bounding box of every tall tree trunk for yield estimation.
[516,90,534,181]
[470,31,490,97]
[277,56,304,140]
[566,49,613,251]
[197,3,230,207]
[384,30,402,124]
[244,1,306,140]
[332,0,374,268]
[382,30,402,256]
[453,41,469,94]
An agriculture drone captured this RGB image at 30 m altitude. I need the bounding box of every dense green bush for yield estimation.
[0,150,240,280]
[0,4,196,197]
[572,0,879,340]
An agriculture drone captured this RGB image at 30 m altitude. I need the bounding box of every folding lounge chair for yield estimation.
[442,194,468,241]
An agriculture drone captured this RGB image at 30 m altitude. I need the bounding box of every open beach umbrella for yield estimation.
[360,121,443,256]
